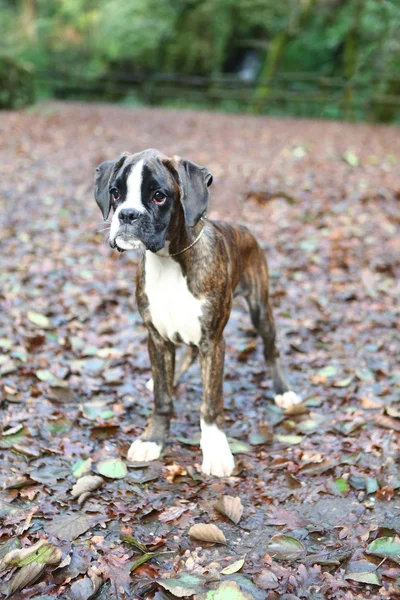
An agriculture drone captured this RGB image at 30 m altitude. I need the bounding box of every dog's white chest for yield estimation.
[144,252,204,345]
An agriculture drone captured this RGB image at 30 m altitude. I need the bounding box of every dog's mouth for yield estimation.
[111,232,145,252]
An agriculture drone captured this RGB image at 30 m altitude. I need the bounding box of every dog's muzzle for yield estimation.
[111,227,144,252]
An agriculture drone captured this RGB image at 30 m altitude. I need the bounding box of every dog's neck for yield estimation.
[155,207,205,261]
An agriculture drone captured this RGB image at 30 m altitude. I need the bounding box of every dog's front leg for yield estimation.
[199,337,235,477]
[127,328,174,462]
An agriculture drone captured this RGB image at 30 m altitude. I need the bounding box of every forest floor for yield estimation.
[0,102,399,600]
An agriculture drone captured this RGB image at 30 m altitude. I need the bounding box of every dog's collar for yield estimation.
[164,217,206,258]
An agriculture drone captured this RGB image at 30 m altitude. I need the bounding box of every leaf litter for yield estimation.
[0,102,399,598]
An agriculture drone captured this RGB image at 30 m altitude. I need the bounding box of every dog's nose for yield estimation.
[119,208,141,225]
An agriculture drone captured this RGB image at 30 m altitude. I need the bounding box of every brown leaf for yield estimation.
[71,475,104,501]
[158,505,189,523]
[69,568,103,600]
[188,523,226,544]
[374,414,400,432]
[215,495,243,524]
[45,513,98,541]
[6,563,45,596]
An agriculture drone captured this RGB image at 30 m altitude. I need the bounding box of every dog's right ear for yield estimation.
[94,153,130,220]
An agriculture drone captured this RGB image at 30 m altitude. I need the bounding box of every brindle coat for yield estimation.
[94,149,294,476]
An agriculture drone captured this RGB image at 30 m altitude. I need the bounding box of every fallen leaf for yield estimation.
[253,569,279,590]
[0,539,62,568]
[45,513,98,541]
[228,438,251,454]
[199,580,253,599]
[275,434,304,445]
[266,534,305,561]
[130,552,157,572]
[345,571,380,585]
[343,150,359,166]
[71,475,104,501]
[317,365,338,377]
[221,556,245,575]
[188,523,226,544]
[27,310,51,328]
[248,424,272,445]
[366,537,400,564]
[158,505,189,523]
[215,495,244,524]
[97,457,127,479]
[158,573,204,597]
[72,458,93,478]
[333,477,350,493]
[6,563,45,596]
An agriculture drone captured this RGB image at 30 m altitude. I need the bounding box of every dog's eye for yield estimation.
[153,191,166,205]
[110,188,120,202]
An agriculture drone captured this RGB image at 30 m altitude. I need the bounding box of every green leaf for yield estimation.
[0,426,27,448]
[318,365,338,378]
[121,535,148,553]
[0,539,61,569]
[36,369,67,387]
[158,573,205,597]
[81,403,115,420]
[275,434,304,445]
[201,580,252,600]
[44,418,72,434]
[333,376,354,388]
[266,534,305,561]
[27,311,51,328]
[228,438,251,454]
[221,556,245,575]
[177,434,201,446]
[366,537,400,564]
[72,458,92,478]
[343,150,359,167]
[366,477,379,495]
[248,426,272,446]
[97,457,127,479]
[130,552,157,572]
[345,572,380,585]
[334,477,350,493]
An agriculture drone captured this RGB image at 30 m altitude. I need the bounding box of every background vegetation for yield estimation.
[1,0,400,121]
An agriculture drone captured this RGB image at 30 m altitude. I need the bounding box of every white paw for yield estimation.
[200,420,235,477]
[145,378,154,392]
[127,439,162,462]
[274,390,302,409]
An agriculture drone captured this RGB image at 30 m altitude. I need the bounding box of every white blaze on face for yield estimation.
[110,159,145,242]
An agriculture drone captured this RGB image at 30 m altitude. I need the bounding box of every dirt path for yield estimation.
[0,102,399,599]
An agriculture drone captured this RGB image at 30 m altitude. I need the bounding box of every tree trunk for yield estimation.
[20,0,37,42]
[254,0,318,110]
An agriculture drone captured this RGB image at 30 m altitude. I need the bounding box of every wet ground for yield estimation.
[0,102,399,599]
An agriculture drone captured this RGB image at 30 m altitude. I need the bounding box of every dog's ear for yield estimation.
[94,153,130,220]
[165,156,213,227]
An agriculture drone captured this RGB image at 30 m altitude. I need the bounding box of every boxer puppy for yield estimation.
[94,148,301,477]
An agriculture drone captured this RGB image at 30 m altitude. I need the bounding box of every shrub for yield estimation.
[0,55,35,109]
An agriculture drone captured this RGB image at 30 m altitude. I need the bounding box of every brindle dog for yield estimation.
[94,148,301,477]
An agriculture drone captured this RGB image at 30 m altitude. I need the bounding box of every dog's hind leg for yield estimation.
[173,346,199,386]
[127,329,175,462]
[245,282,301,410]
[145,346,198,391]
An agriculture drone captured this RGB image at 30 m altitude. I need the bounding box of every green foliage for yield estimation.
[1,0,400,120]
[0,55,34,109]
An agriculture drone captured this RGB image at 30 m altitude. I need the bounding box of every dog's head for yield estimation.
[94,148,213,253]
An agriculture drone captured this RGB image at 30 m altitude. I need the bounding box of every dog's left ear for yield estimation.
[94,153,130,220]
[165,156,213,227]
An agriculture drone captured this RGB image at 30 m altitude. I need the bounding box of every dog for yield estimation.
[94,148,301,477]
